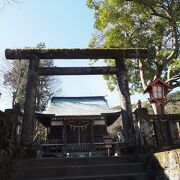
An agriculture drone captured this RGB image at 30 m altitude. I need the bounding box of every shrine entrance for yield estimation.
[66,125,91,144]
[5,48,148,149]
[64,119,92,144]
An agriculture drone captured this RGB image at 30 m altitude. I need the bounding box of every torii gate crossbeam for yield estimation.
[5,48,147,59]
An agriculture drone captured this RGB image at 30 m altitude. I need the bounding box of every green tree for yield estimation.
[165,91,180,114]
[35,43,62,111]
[3,59,28,108]
[87,0,179,95]
[4,43,62,142]
[4,43,62,111]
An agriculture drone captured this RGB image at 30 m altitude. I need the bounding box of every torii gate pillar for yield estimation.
[116,59,134,144]
[21,55,39,147]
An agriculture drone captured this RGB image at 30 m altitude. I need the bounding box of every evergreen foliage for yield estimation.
[3,43,62,111]
[165,90,180,114]
[87,0,180,94]
[3,43,62,142]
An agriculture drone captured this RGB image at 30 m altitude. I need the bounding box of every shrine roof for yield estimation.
[36,96,118,116]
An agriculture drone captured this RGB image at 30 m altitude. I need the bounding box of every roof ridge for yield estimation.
[51,96,106,100]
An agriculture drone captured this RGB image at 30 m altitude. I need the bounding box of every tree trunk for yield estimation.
[115,59,134,145]
[138,60,147,90]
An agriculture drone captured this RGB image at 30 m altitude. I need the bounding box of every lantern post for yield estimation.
[144,77,169,114]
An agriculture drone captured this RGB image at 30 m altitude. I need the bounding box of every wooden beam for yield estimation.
[38,67,118,75]
[5,48,148,60]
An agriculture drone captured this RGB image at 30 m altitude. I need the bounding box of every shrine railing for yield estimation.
[66,143,93,152]
[41,143,93,152]
[133,108,180,152]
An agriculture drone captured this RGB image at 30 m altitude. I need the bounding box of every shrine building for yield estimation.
[35,96,120,155]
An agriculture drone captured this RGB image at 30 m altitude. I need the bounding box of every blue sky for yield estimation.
[0,0,148,111]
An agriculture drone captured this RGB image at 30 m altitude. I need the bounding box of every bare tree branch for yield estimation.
[135,0,179,68]
[138,59,147,90]
[136,0,172,21]
[166,74,180,83]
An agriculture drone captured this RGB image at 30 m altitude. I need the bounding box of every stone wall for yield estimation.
[155,149,180,180]
[140,149,180,180]
[0,108,22,180]
[133,108,156,151]
[133,107,180,151]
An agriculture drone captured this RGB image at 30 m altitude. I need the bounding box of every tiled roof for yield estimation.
[38,96,116,116]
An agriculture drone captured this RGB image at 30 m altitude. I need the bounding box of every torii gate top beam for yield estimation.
[5,48,148,60]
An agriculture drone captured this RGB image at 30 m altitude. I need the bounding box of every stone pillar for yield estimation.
[21,55,40,147]
[115,59,134,145]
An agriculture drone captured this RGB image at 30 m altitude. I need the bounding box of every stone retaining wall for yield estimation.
[133,107,180,151]
[155,149,180,180]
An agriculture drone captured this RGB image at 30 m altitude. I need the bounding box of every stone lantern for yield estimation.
[144,77,169,114]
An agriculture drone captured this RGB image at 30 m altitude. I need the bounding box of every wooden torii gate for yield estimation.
[5,48,148,148]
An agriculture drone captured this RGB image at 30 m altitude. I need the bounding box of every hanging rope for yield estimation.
[63,120,93,128]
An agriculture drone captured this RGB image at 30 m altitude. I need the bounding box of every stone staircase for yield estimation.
[9,156,148,180]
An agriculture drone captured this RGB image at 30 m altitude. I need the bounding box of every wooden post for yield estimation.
[152,102,164,114]
[64,124,67,153]
[21,55,40,147]
[78,126,80,145]
[90,123,94,144]
[115,59,134,145]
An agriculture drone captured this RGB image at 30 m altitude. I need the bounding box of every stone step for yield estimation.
[14,156,139,167]
[10,173,148,180]
[11,163,144,179]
